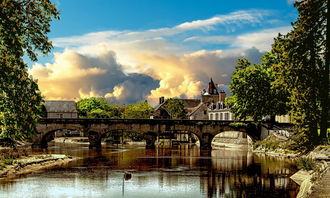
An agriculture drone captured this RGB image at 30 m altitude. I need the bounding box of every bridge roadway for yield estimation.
[34,118,261,150]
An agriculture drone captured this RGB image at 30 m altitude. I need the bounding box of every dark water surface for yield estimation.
[0,143,299,198]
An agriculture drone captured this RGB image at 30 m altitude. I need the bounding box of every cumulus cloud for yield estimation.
[29,50,159,104]
[134,48,264,103]
[29,9,288,105]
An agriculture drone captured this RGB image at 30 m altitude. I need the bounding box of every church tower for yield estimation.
[201,78,220,104]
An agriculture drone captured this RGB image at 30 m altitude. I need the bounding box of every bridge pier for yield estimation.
[200,133,214,150]
[88,131,101,149]
[144,133,157,149]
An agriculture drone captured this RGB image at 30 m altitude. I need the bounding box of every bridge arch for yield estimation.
[35,124,86,148]
[194,124,259,150]
[34,119,262,150]
[210,131,253,149]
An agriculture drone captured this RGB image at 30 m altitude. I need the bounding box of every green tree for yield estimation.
[0,0,59,143]
[227,58,289,121]
[270,0,328,148]
[163,99,187,119]
[121,101,153,119]
[77,97,121,118]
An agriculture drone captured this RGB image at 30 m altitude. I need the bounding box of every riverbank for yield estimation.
[252,133,301,158]
[0,148,76,180]
[252,134,330,197]
[290,145,330,198]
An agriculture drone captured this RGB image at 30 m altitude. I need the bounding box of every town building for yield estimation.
[43,100,78,118]
[275,114,292,123]
[151,78,234,121]
[151,98,201,119]
[207,91,235,121]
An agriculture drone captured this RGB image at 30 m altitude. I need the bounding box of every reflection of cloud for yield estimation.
[29,50,159,104]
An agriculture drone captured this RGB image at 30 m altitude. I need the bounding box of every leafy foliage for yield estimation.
[163,99,187,119]
[0,0,59,143]
[77,98,121,118]
[121,101,153,119]
[270,0,328,148]
[77,98,153,119]
[227,58,289,121]
[297,157,316,171]
[230,0,329,150]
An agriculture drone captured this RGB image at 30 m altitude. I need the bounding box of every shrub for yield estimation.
[297,157,316,171]
[3,158,14,165]
[0,163,6,170]
[229,122,248,128]
[0,148,29,161]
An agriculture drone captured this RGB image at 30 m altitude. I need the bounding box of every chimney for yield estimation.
[159,96,165,104]
[219,90,226,102]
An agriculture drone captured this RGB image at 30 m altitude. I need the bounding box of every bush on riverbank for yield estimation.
[253,133,299,155]
[297,157,316,171]
[0,148,29,170]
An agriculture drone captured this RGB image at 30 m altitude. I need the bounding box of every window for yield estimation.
[204,110,207,115]
[215,113,219,120]
[210,114,214,120]
[220,113,223,120]
[225,113,229,120]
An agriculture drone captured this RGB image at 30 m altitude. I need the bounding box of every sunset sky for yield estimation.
[28,0,298,105]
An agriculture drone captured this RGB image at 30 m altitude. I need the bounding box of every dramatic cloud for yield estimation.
[29,9,289,105]
[29,50,159,104]
[137,48,263,103]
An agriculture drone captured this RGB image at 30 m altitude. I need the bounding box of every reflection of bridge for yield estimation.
[34,118,274,149]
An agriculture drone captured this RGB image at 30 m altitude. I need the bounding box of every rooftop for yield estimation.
[44,100,78,113]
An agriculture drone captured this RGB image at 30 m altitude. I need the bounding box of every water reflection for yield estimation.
[0,143,298,198]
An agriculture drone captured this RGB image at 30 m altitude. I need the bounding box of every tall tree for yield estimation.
[271,0,328,148]
[0,0,59,142]
[324,0,330,140]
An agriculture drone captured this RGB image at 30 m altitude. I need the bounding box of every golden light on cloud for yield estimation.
[28,11,281,104]
[29,45,264,105]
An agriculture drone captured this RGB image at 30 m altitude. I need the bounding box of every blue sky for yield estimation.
[49,0,296,37]
[29,0,298,104]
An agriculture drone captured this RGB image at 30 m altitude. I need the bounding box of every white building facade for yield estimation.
[208,101,235,121]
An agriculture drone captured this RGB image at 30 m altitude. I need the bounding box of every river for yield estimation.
[0,143,299,198]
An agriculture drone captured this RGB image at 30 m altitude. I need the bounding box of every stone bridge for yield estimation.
[34,118,264,150]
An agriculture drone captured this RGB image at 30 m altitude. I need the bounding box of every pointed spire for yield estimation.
[208,78,218,95]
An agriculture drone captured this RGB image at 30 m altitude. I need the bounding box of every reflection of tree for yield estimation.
[199,170,298,198]
[38,144,299,197]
